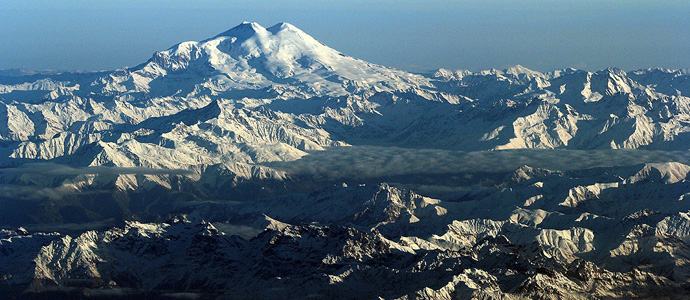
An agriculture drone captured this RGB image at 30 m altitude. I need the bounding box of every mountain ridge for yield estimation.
[3,166,690,299]
[2,22,690,298]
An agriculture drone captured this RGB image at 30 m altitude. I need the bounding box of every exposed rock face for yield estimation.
[2,167,690,299]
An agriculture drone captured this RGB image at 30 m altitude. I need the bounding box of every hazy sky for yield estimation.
[1,0,688,73]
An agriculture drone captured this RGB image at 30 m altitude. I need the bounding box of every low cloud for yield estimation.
[0,184,95,201]
[15,219,118,234]
[263,146,690,181]
[0,163,193,201]
[0,163,194,176]
[2,148,689,200]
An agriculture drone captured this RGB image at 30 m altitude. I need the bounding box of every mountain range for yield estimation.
[1,22,690,299]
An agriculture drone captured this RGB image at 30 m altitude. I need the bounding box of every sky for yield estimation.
[1,0,688,73]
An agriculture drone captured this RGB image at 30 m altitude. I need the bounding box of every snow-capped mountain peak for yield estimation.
[115,21,433,97]
[213,21,269,39]
[504,64,543,78]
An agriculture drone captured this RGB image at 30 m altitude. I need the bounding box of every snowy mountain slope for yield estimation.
[97,21,432,98]
[2,22,689,182]
[4,165,690,299]
[431,66,690,150]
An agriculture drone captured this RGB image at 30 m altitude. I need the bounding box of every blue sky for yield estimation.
[1,0,688,73]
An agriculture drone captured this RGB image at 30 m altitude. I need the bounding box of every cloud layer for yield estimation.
[264,146,690,181]
[0,163,193,176]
